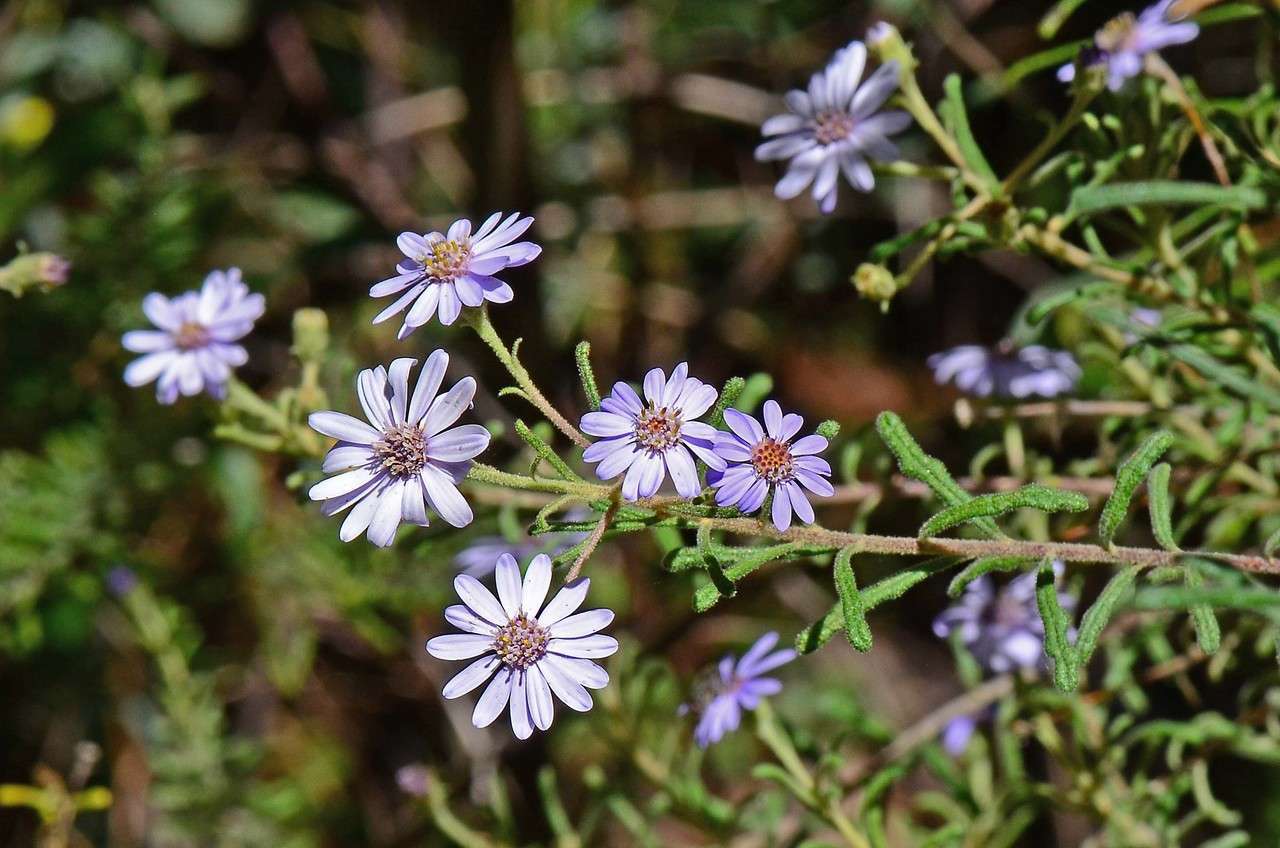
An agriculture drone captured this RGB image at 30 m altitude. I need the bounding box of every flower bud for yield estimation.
[0,251,70,297]
[291,308,329,363]
[852,262,897,307]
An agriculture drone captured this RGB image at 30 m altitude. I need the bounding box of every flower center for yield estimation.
[751,438,795,483]
[493,613,550,670]
[813,111,856,146]
[422,238,471,281]
[634,405,682,452]
[174,321,210,351]
[373,424,428,478]
[1096,13,1137,52]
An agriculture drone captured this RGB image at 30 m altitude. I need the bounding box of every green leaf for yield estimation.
[514,420,581,482]
[919,484,1088,538]
[1184,561,1222,654]
[268,191,358,243]
[940,75,998,190]
[1250,303,1280,366]
[1068,181,1269,217]
[152,0,251,46]
[1099,430,1174,546]
[1074,564,1140,667]
[574,341,601,410]
[1147,462,1179,551]
[947,557,1035,597]
[875,412,1002,539]
[708,377,745,429]
[1167,345,1280,412]
[796,558,962,654]
[1002,40,1090,89]
[693,542,811,612]
[1038,0,1093,38]
[833,547,871,651]
[1034,561,1078,691]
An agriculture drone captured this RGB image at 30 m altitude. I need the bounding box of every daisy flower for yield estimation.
[307,352,490,547]
[122,268,264,404]
[932,562,1076,675]
[1057,1,1199,92]
[579,363,725,502]
[710,400,834,532]
[370,212,541,338]
[681,631,796,748]
[927,344,1081,399]
[426,553,617,740]
[755,40,909,213]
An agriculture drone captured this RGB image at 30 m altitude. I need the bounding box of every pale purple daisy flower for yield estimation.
[1057,1,1199,92]
[932,563,1076,675]
[426,553,617,741]
[395,764,431,798]
[122,268,264,404]
[755,40,909,213]
[709,400,834,532]
[579,364,725,502]
[927,344,1081,399]
[680,631,796,748]
[307,352,490,547]
[370,212,541,338]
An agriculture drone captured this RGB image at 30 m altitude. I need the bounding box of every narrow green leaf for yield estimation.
[833,547,872,651]
[1184,561,1222,654]
[574,341,601,410]
[1038,0,1092,38]
[1068,181,1268,216]
[708,377,745,429]
[1025,281,1116,325]
[1168,345,1280,412]
[920,484,1088,538]
[875,412,1002,539]
[941,74,998,190]
[1074,565,1141,667]
[515,419,583,481]
[1034,561,1078,691]
[693,542,810,612]
[948,557,1034,597]
[1266,527,1280,558]
[1250,303,1280,366]
[1099,430,1174,545]
[796,558,962,653]
[1147,462,1179,551]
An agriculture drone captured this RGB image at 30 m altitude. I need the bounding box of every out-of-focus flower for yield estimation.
[681,631,796,748]
[308,352,490,547]
[106,566,138,598]
[426,554,617,740]
[580,364,724,501]
[370,213,541,337]
[1057,1,1199,91]
[866,22,896,47]
[852,262,897,305]
[454,509,591,577]
[941,712,981,755]
[122,268,264,404]
[709,400,833,532]
[755,40,909,213]
[927,344,1081,399]
[932,563,1076,675]
[0,251,70,297]
[395,764,431,797]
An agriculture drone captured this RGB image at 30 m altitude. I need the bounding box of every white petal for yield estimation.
[402,478,429,526]
[421,464,474,528]
[510,671,533,739]
[548,634,619,659]
[425,633,493,660]
[357,368,392,430]
[124,351,176,387]
[338,487,381,541]
[642,367,666,404]
[495,553,523,617]
[121,330,173,353]
[366,479,406,546]
[423,377,477,437]
[549,609,614,639]
[322,445,374,473]
[664,446,701,498]
[527,664,556,731]
[537,578,589,628]
[453,574,508,625]
[548,654,609,689]
[522,554,553,616]
[580,411,634,438]
[309,466,380,501]
[539,656,593,711]
[309,411,380,444]
[442,654,501,699]
[472,668,513,728]
[444,604,499,636]
[408,349,449,424]
[425,424,491,462]
[387,358,415,424]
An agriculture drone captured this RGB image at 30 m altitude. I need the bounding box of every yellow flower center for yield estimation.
[634,405,682,451]
[422,238,471,281]
[493,613,550,670]
[813,111,856,145]
[174,321,210,351]
[1096,13,1138,52]
[751,438,795,483]
[373,424,428,478]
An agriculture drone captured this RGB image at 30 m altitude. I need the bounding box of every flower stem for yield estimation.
[464,307,590,449]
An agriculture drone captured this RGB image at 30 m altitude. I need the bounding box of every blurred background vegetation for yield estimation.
[0,0,1277,845]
